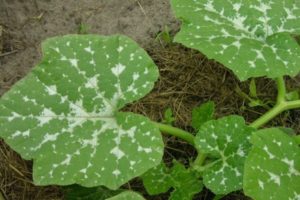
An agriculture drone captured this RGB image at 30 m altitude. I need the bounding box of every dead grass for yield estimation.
[1,42,300,200]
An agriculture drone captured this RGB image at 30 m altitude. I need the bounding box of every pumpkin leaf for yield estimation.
[171,0,300,80]
[106,191,145,200]
[244,128,300,200]
[194,116,254,194]
[0,35,164,189]
[142,161,203,200]
[191,101,215,131]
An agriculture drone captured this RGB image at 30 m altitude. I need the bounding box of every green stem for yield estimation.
[193,152,206,166]
[276,76,286,103]
[250,101,286,129]
[250,77,300,129]
[153,122,207,169]
[153,122,195,145]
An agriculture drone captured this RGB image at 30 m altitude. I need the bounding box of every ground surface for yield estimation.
[0,0,299,200]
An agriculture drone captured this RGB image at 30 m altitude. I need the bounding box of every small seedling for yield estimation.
[0,0,300,199]
[78,23,90,34]
[155,26,173,44]
[162,108,175,125]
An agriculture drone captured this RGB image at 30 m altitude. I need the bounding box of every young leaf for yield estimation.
[169,162,203,200]
[0,35,164,189]
[191,101,215,131]
[162,108,175,125]
[155,26,173,44]
[142,162,203,200]
[106,191,145,200]
[244,128,300,200]
[171,0,300,80]
[194,116,254,194]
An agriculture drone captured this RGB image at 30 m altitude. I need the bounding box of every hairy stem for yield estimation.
[153,122,195,145]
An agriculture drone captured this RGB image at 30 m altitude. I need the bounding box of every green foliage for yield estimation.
[0,35,164,189]
[1,0,300,197]
[64,185,123,200]
[191,101,215,131]
[244,128,300,200]
[171,0,300,80]
[162,108,175,125]
[194,116,254,194]
[142,161,203,200]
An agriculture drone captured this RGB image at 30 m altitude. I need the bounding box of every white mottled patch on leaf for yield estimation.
[111,63,126,76]
[110,147,125,160]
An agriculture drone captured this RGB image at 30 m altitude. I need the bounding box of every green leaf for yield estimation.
[169,162,203,200]
[244,128,300,200]
[142,162,203,200]
[171,0,300,80]
[64,185,123,200]
[106,191,145,200]
[194,116,254,194]
[162,108,175,125]
[191,101,215,131]
[0,35,164,189]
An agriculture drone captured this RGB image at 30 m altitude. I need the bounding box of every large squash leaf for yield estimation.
[194,116,254,194]
[244,128,300,200]
[0,35,164,189]
[171,0,300,80]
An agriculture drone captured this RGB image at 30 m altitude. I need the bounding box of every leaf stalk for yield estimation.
[153,122,195,145]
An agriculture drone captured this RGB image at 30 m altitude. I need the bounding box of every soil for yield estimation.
[0,1,300,200]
